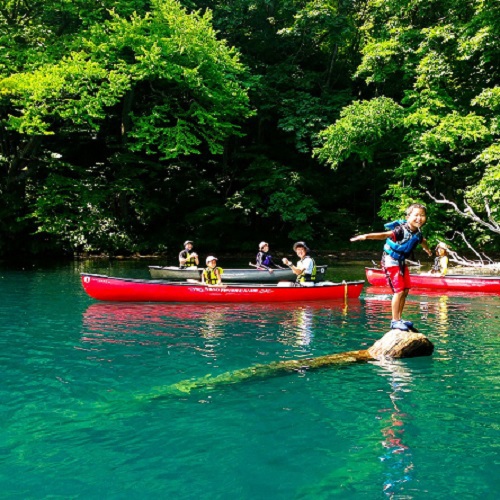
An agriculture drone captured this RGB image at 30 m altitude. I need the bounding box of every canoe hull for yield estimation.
[365,267,500,293]
[81,274,364,303]
[148,265,327,283]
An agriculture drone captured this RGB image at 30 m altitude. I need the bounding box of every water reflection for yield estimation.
[277,307,315,346]
[375,361,415,498]
[82,300,362,351]
[419,295,449,335]
[364,287,470,336]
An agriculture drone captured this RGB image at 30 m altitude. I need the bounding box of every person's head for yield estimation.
[435,242,449,256]
[406,203,427,229]
[184,240,194,251]
[205,256,217,268]
[293,241,309,259]
[259,241,269,251]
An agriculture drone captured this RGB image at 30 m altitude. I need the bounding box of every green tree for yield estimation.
[182,0,365,246]
[0,0,251,254]
[315,0,500,249]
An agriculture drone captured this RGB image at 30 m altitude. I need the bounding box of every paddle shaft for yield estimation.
[249,262,285,271]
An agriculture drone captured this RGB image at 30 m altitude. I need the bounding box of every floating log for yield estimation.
[143,329,434,398]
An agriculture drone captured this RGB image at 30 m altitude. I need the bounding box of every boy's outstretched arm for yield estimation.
[350,231,393,242]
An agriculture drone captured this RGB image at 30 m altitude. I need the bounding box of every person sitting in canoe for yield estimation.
[282,241,317,286]
[202,256,224,286]
[255,241,282,272]
[179,240,199,269]
[429,242,449,276]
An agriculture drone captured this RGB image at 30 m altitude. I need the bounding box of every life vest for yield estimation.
[184,252,197,267]
[383,220,423,262]
[203,267,224,285]
[432,256,449,274]
[257,251,273,267]
[297,257,317,283]
[431,256,440,272]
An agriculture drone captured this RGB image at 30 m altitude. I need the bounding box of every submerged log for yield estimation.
[143,329,434,398]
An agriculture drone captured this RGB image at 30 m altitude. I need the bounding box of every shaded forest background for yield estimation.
[0,0,498,258]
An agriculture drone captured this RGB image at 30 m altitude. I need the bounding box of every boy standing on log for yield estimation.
[351,203,432,331]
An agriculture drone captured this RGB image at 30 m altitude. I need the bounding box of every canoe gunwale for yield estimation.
[365,267,500,281]
[83,273,362,288]
[81,273,365,302]
[148,265,328,283]
[365,267,500,292]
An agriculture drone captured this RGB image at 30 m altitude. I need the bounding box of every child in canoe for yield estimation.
[351,203,432,331]
[202,256,224,286]
[256,241,282,271]
[429,242,449,276]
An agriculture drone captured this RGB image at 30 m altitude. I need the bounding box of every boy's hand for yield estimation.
[350,235,366,242]
[425,249,433,257]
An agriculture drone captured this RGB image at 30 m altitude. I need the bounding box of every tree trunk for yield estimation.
[145,329,434,398]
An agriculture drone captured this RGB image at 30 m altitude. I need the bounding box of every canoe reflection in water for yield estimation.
[277,307,314,346]
[82,300,361,348]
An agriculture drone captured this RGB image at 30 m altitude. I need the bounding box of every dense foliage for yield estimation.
[315,0,500,248]
[0,0,498,257]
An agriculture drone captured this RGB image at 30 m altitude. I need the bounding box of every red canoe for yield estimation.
[81,274,365,303]
[365,267,500,293]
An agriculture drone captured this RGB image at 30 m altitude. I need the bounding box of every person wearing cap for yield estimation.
[282,241,317,285]
[256,242,282,271]
[179,240,199,268]
[430,242,449,276]
[202,256,224,286]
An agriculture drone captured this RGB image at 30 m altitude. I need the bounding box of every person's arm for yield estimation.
[421,238,433,256]
[192,253,199,266]
[256,252,266,268]
[179,251,187,266]
[350,230,393,242]
[201,269,206,284]
[281,257,304,276]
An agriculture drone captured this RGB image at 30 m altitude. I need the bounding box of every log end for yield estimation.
[368,329,434,359]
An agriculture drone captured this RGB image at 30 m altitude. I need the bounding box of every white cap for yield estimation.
[206,256,218,264]
[259,241,268,250]
[436,242,449,250]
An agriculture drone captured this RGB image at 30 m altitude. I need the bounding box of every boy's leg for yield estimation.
[391,290,406,321]
[398,289,410,319]
[386,265,412,330]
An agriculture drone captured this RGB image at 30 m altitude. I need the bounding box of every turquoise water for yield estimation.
[0,260,498,499]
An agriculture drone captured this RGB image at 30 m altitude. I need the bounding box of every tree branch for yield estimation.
[426,191,500,234]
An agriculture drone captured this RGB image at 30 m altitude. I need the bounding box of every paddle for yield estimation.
[249,262,286,271]
[249,262,272,273]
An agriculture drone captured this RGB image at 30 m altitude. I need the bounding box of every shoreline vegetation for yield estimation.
[3,250,499,266]
[0,1,498,260]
